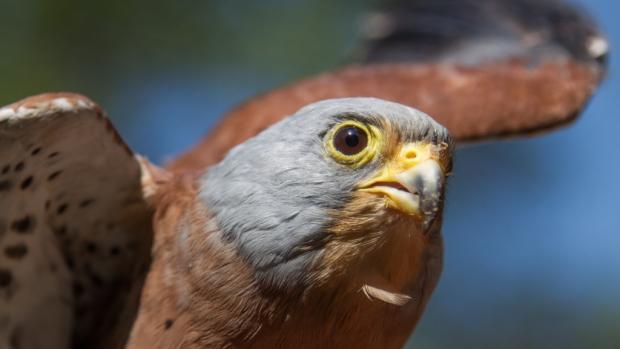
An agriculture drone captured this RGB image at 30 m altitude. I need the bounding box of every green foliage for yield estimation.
[0,0,374,103]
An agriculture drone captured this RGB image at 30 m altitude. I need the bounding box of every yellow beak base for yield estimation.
[358,143,446,227]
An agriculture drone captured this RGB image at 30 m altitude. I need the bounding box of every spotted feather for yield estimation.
[0,93,156,349]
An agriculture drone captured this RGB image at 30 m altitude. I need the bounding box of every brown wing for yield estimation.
[0,93,162,349]
[168,0,607,173]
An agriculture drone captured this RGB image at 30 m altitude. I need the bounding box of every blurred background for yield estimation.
[0,0,618,348]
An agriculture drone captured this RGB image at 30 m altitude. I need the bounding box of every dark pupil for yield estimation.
[334,126,368,156]
[345,130,359,147]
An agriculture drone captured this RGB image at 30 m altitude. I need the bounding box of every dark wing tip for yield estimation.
[359,0,608,71]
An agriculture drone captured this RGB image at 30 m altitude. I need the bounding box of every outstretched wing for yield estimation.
[168,0,607,172]
[0,94,156,349]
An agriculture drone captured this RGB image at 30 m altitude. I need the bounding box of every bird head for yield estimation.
[201,98,453,297]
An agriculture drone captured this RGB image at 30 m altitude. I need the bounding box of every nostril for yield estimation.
[404,150,417,160]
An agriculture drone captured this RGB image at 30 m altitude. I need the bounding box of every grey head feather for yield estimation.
[200,97,451,291]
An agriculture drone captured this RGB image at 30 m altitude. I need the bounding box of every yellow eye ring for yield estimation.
[325,120,382,168]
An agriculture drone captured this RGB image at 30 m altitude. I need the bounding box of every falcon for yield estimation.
[0,0,607,348]
[0,96,451,349]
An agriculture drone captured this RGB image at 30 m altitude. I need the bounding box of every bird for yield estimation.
[0,96,452,349]
[0,0,607,348]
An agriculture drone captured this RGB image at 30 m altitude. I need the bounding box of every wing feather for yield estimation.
[0,93,155,349]
[168,0,607,172]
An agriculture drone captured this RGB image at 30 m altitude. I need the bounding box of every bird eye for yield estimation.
[325,120,381,168]
[333,126,368,155]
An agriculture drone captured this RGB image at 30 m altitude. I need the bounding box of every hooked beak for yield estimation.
[358,143,447,229]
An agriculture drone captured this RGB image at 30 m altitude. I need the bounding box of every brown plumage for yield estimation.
[168,0,608,173]
[127,181,442,348]
[169,60,603,173]
[128,116,447,349]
